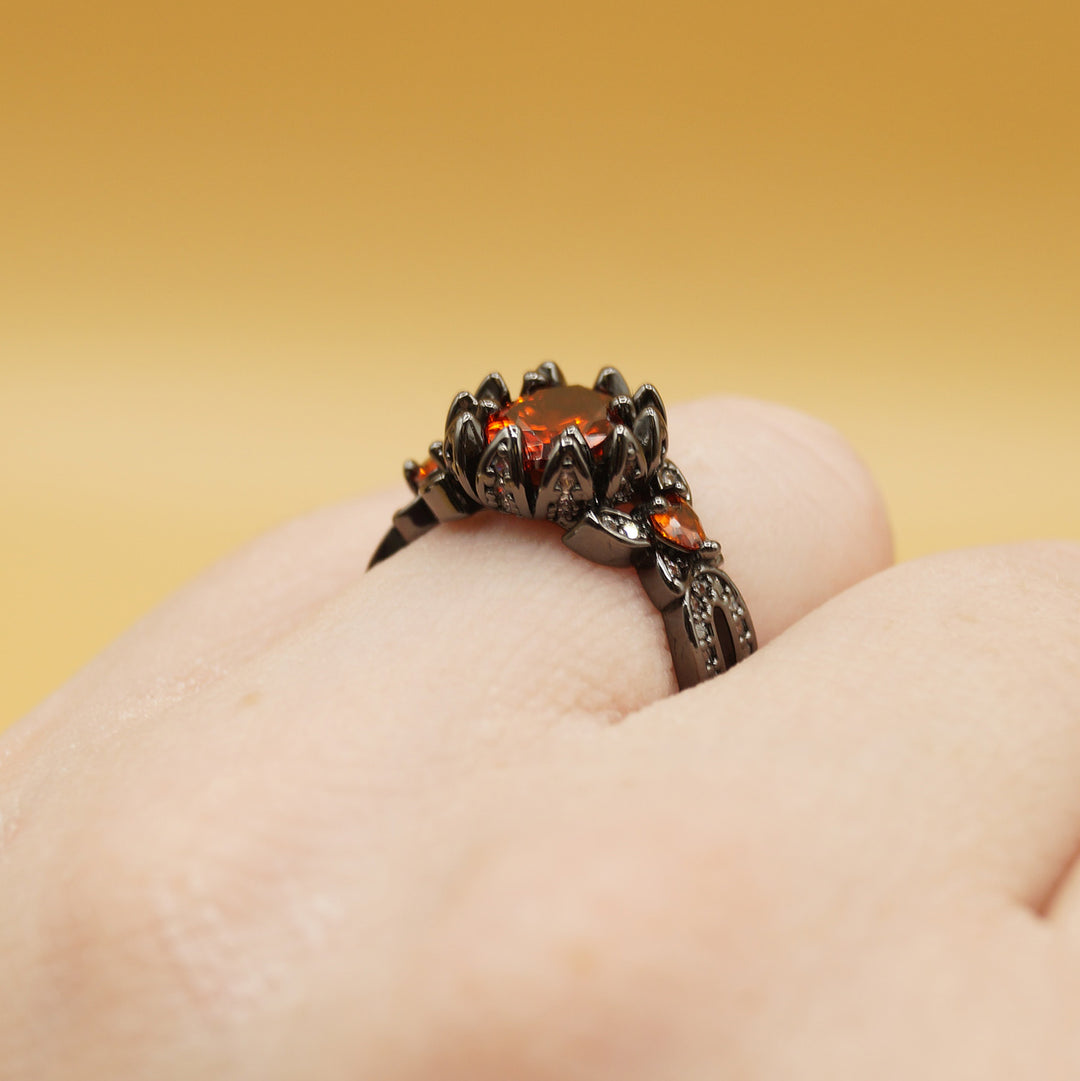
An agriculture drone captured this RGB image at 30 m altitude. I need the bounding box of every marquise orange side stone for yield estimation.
[649,495,705,550]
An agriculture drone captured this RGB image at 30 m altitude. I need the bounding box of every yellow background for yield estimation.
[2,2,1078,729]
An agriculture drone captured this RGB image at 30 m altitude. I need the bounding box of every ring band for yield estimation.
[367,363,756,689]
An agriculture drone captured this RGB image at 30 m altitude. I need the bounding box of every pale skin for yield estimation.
[2,397,1079,1080]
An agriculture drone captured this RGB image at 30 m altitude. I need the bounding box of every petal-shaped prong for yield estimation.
[651,459,693,502]
[520,362,562,395]
[419,470,482,521]
[563,507,652,567]
[600,424,646,503]
[475,398,500,428]
[594,366,631,398]
[520,370,546,395]
[476,371,512,408]
[632,383,667,421]
[637,548,692,610]
[608,394,636,426]
[633,406,667,476]
[475,424,533,517]
[444,411,485,499]
[428,440,446,466]
[534,425,595,527]
[535,360,565,386]
[446,390,479,430]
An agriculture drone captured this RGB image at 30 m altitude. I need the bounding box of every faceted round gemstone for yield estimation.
[412,455,440,488]
[485,384,614,485]
[649,495,706,550]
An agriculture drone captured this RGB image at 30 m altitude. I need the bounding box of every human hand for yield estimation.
[3,397,1078,1080]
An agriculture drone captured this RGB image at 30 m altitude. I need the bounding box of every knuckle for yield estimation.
[413,808,771,1078]
[762,403,892,556]
[683,396,894,578]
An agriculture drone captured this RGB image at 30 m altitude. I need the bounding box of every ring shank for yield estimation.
[367,482,478,570]
[368,489,756,689]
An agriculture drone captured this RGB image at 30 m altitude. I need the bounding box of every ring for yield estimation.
[367,363,757,689]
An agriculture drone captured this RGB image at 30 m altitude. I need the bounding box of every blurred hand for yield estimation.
[3,398,1078,1080]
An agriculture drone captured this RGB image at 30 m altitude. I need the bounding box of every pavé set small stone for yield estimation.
[367,363,756,689]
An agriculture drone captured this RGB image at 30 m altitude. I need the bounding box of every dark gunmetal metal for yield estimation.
[652,460,692,501]
[604,425,646,504]
[367,472,479,569]
[563,506,651,566]
[644,492,681,523]
[476,372,512,408]
[475,398,500,427]
[598,424,633,502]
[637,547,692,609]
[476,424,533,517]
[534,425,595,527]
[608,394,637,426]
[403,458,421,493]
[699,539,723,564]
[594,366,631,398]
[536,360,565,387]
[632,383,667,421]
[521,365,562,394]
[633,407,666,475]
[367,366,757,690]
[446,391,479,429]
[445,412,485,498]
[420,470,477,520]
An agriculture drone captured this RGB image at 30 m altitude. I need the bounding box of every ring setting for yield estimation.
[368,363,756,688]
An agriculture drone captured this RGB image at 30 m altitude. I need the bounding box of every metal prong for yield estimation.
[428,440,446,465]
[637,549,692,610]
[651,459,692,502]
[444,411,485,499]
[534,425,594,527]
[699,539,723,565]
[521,363,561,394]
[608,394,636,426]
[633,406,667,475]
[594,366,631,397]
[600,424,645,503]
[535,360,565,386]
[475,398,500,429]
[632,383,667,421]
[476,371,512,408]
[446,390,479,430]
[403,458,421,493]
[419,471,483,522]
[563,507,652,566]
[475,425,532,517]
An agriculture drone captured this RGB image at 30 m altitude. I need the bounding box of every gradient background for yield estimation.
[2,1,1078,729]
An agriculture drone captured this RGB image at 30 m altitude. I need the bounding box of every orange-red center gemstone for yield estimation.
[485,385,614,485]
[649,495,706,550]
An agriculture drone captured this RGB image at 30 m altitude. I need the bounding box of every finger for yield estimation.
[325,395,892,734]
[630,541,1080,912]
[3,488,403,768]
[11,396,891,763]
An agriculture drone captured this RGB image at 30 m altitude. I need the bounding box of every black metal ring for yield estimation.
[367,363,756,689]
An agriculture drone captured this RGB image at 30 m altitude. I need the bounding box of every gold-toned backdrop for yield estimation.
[2,2,1078,728]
